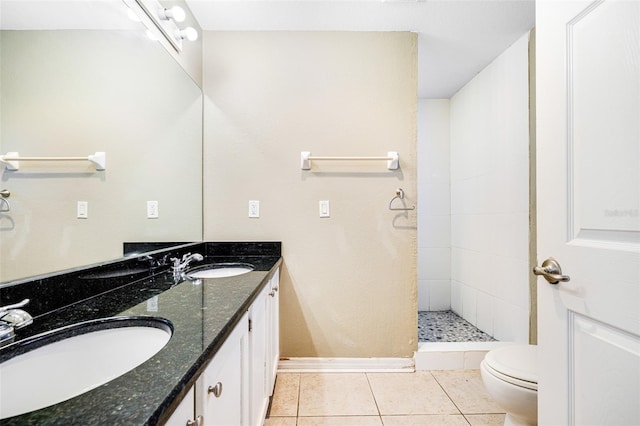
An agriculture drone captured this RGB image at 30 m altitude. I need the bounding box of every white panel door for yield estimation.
[536,1,640,425]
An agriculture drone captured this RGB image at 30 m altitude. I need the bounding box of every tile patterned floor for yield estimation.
[418,311,497,343]
[265,371,505,426]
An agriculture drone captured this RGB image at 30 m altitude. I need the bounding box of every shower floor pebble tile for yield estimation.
[418,311,496,342]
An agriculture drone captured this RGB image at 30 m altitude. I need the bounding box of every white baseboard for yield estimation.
[277,357,415,373]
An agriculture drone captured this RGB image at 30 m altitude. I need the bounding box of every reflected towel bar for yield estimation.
[0,152,106,171]
[301,151,399,170]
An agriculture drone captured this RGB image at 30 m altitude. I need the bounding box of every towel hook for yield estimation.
[0,189,10,212]
[389,188,415,211]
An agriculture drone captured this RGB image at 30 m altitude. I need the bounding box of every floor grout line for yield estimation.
[364,372,382,418]
[430,371,468,420]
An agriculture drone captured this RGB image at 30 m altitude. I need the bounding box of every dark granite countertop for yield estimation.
[0,242,282,425]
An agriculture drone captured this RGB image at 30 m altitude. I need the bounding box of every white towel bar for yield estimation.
[301,151,398,170]
[0,152,106,171]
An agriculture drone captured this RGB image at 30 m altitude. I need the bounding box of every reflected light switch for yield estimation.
[248,200,260,218]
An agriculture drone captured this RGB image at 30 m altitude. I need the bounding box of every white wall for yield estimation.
[449,33,531,343]
[417,99,451,311]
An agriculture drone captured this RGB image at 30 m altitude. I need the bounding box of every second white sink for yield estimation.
[187,263,254,279]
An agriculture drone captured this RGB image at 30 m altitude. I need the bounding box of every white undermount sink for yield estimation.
[0,317,172,419]
[187,263,255,279]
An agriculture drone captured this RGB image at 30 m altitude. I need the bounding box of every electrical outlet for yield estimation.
[77,201,88,219]
[319,200,330,218]
[147,201,159,219]
[248,200,260,218]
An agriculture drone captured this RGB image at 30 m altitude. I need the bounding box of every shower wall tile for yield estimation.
[418,248,450,281]
[492,299,529,343]
[499,258,530,310]
[449,33,531,342]
[420,183,451,216]
[451,280,462,315]
[419,99,451,185]
[426,280,451,311]
[418,279,430,311]
[460,284,477,326]
[475,292,494,336]
[419,214,451,249]
[418,99,452,311]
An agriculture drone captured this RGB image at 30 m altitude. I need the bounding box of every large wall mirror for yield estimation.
[0,0,203,282]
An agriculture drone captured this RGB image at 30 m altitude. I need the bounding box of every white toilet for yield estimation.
[480,344,538,426]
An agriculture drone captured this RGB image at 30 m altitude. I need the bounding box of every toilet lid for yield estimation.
[484,345,537,389]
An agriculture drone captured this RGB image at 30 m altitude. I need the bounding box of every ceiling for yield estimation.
[185,0,535,98]
[0,0,535,99]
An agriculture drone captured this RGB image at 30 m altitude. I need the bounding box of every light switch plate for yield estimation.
[147,201,159,218]
[319,200,330,218]
[77,201,88,219]
[248,200,260,218]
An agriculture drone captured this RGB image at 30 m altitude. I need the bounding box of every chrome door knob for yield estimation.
[534,257,571,284]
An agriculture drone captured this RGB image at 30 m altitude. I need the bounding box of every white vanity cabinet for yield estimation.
[266,272,280,396]
[164,386,197,426]
[249,270,280,426]
[163,267,280,426]
[196,314,249,426]
[249,284,269,426]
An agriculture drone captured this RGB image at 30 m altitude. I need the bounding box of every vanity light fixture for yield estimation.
[158,6,186,23]
[124,0,199,53]
[177,27,198,42]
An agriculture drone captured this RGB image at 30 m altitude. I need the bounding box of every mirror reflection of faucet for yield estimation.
[0,299,33,345]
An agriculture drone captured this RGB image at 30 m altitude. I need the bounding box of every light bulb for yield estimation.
[159,6,186,23]
[177,27,198,42]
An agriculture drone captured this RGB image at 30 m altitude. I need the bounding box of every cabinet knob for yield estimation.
[269,290,276,297]
[186,416,203,426]
[208,382,223,398]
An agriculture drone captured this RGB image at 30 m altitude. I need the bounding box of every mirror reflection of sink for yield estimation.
[187,263,255,279]
[0,317,172,419]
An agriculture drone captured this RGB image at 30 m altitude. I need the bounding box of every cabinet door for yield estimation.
[163,385,196,426]
[197,314,248,426]
[266,270,280,395]
[249,285,269,426]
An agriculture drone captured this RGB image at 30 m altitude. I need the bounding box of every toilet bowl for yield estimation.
[480,344,537,426]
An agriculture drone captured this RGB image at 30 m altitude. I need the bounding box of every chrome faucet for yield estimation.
[170,253,203,278]
[0,299,33,345]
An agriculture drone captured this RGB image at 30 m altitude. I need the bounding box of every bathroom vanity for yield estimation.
[0,242,281,425]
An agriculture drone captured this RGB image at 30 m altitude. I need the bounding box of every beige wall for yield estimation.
[203,32,417,357]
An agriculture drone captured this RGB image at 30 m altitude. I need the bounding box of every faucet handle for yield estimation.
[0,298,29,313]
[0,309,33,329]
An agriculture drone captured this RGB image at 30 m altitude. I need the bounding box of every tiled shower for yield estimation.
[418,33,532,345]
